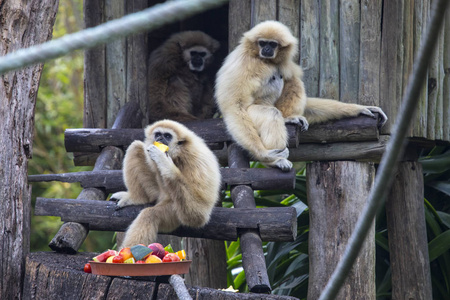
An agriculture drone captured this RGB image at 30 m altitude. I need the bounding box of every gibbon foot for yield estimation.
[274,158,293,171]
[285,116,309,132]
[360,106,388,128]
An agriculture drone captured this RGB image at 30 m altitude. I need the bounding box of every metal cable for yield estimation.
[319,0,450,299]
[0,0,228,75]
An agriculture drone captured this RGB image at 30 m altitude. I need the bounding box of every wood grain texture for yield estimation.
[228,0,251,51]
[444,7,450,141]
[23,252,299,300]
[34,198,297,242]
[300,0,320,97]
[0,1,58,298]
[105,0,127,128]
[83,0,107,128]
[385,162,432,300]
[319,0,339,99]
[252,0,277,26]
[339,0,360,103]
[64,116,380,153]
[359,0,381,107]
[307,161,375,300]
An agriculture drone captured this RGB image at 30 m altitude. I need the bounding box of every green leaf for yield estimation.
[437,211,450,229]
[419,151,450,173]
[428,230,450,262]
[427,181,450,197]
[130,245,153,261]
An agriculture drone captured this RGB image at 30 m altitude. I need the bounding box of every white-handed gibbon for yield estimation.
[215,20,387,171]
[148,31,220,123]
[110,120,221,248]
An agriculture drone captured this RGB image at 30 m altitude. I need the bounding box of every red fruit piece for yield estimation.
[84,263,92,273]
[148,243,165,259]
[112,255,124,263]
[92,250,118,262]
[162,253,181,263]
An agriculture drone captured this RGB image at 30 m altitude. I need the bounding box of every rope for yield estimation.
[0,0,228,75]
[318,0,450,299]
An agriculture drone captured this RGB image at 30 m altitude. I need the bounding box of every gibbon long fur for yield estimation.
[111,120,221,248]
[215,21,387,171]
[148,31,220,123]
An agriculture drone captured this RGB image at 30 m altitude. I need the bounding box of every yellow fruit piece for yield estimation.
[124,257,136,264]
[145,255,163,264]
[176,250,186,260]
[153,141,169,153]
[106,256,115,263]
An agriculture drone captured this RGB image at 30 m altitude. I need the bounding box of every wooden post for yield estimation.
[0,1,59,298]
[228,143,271,293]
[385,162,432,299]
[307,161,376,300]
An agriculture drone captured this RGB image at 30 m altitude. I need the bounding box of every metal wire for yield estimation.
[318,0,450,299]
[0,0,228,75]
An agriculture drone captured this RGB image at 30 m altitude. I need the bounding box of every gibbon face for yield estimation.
[183,45,212,72]
[145,120,189,157]
[243,20,298,64]
[257,39,279,59]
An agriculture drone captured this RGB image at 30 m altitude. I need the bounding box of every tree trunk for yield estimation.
[0,0,59,299]
[385,162,432,300]
[307,161,376,300]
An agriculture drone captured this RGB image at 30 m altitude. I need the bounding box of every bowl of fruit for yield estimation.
[84,243,190,276]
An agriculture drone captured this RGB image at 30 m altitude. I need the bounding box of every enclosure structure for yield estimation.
[24,0,450,299]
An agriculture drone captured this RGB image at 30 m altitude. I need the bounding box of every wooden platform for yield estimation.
[24,252,300,300]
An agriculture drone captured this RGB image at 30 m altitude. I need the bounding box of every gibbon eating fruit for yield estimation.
[110,120,221,248]
[215,21,387,171]
[148,31,220,123]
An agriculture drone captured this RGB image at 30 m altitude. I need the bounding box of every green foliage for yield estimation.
[29,0,114,253]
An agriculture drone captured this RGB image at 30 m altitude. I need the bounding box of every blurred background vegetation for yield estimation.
[29,0,114,252]
[29,1,450,299]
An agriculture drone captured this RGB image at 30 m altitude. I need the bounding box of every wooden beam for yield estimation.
[28,167,296,192]
[34,198,297,242]
[64,115,380,153]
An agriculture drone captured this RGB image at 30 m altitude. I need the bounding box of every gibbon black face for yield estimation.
[183,45,212,72]
[258,39,279,59]
[154,131,173,146]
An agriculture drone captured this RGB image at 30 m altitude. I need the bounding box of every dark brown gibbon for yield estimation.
[148,31,220,123]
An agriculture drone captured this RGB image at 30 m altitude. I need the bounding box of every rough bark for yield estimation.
[385,162,432,300]
[307,161,376,300]
[0,0,59,299]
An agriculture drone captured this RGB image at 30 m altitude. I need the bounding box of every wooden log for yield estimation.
[126,0,149,125]
[339,0,360,103]
[307,161,375,300]
[28,167,296,192]
[359,0,381,107]
[385,162,432,299]
[319,0,340,99]
[380,0,400,134]
[435,21,445,140]
[227,143,271,293]
[105,0,126,128]
[34,198,297,242]
[412,0,429,139]
[0,1,59,299]
[64,116,380,153]
[300,0,320,97]
[24,252,299,300]
[83,0,106,129]
[444,7,450,141]
[289,135,389,163]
